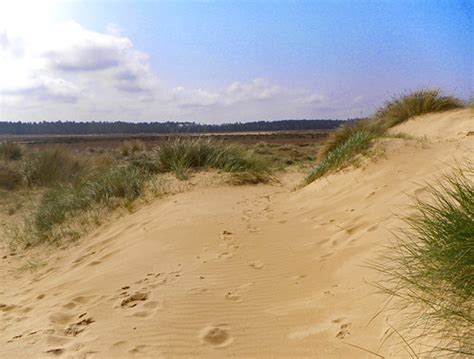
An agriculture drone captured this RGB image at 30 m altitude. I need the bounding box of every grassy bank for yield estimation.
[304,89,464,184]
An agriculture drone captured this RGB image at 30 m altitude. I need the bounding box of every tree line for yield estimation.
[0,119,348,135]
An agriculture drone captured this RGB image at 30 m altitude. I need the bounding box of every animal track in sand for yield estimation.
[201,326,233,347]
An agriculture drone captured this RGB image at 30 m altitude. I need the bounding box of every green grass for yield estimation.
[304,129,376,183]
[305,89,464,184]
[317,119,383,160]
[30,164,147,243]
[156,138,272,183]
[373,166,473,356]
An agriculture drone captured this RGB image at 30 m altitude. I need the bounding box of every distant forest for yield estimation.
[0,119,347,135]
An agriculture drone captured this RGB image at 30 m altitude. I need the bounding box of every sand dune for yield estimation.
[1,109,472,358]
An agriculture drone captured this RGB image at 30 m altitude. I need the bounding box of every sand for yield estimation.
[0,109,472,358]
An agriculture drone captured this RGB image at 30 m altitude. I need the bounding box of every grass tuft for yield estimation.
[373,89,463,129]
[0,163,23,190]
[31,165,146,242]
[0,142,23,161]
[24,148,88,187]
[120,139,146,157]
[305,130,376,184]
[156,138,272,182]
[318,119,382,160]
[372,166,473,356]
[305,89,464,184]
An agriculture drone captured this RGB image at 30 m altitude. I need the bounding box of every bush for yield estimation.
[373,89,463,129]
[33,165,146,239]
[0,142,23,161]
[0,163,23,190]
[373,166,473,356]
[24,148,87,187]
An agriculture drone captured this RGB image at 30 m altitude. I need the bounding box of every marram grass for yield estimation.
[372,166,473,357]
[305,89,464,184]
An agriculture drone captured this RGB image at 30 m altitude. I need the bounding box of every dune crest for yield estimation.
[1,109,472,358]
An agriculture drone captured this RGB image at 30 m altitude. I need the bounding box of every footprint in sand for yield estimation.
[414,186,427,197]
[219,230,233,240]
[45,348,65,356]
[224,291,241,302]
[0,303,16,312]
[120,292,149,308]
[249,261,265,269]
[64,315,95,336]
[201,326,233,347]
[335,322,352,339]
[217,252,234,260]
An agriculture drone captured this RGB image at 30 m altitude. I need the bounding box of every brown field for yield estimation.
[0,130,330,150]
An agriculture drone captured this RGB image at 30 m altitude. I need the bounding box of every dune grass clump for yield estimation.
[305,129,376,183]
[0,142,23,161]
[305,89,464,184]
[317,119,383,160]
[0,163,23,190]
[31,165,146,242]
[120,139,146,157]
[156,138,272,183]
[373,89,463,129]
[24,148,88,187]
[374,167,473,356]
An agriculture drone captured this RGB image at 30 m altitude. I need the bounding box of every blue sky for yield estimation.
[1,0,472,122]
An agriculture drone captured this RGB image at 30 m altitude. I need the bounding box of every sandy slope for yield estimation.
[0,109,472,358]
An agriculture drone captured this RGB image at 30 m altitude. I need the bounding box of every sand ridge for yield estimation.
[0,109,472,358]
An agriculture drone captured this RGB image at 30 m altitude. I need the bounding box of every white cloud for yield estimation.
[1,19,363,122]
